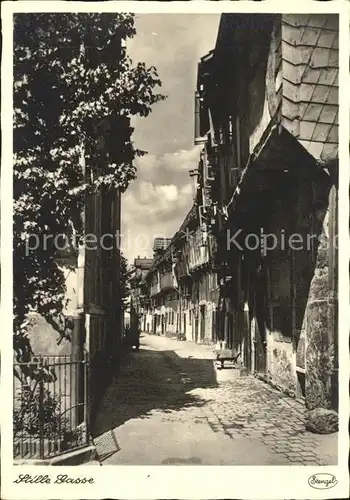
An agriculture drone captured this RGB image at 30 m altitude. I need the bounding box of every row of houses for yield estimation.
[130,13,339,413]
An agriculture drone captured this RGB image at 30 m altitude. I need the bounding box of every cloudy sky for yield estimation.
[122,14,220,263]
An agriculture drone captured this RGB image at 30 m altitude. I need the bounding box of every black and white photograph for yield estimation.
[1,1,349,499]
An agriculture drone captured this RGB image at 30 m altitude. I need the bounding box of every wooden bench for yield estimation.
[215,349,241,369]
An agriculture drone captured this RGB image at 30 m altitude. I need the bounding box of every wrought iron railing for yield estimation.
[13,353,89,460]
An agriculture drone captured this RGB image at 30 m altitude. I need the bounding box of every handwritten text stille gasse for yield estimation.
[14,474,95,485]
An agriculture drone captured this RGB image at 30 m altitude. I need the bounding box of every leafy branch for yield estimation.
[14,13,166,364]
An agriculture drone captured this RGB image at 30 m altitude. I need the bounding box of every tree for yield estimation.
[120,253,133,311]
[13,13,166,363]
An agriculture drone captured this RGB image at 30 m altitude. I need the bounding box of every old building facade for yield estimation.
[129,257,153,333]
[197,13,339,411]
[146,238,179,337]
[141,138,220,345]
[136,14,338,416]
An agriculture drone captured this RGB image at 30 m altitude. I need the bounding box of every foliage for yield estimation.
[13,352,58,385]
[120,253,133,310]
[13,13,166,362]
[13,385,67,438]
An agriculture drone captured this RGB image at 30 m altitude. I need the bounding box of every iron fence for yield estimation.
[13,353,89,460]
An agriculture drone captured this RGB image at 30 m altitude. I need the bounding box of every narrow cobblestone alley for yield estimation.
[93,334,337,466]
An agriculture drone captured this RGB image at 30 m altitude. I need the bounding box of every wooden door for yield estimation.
[200,306,205,341]
[243,308,251,369]
[254,305,267,375]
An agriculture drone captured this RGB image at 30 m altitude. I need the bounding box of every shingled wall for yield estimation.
[281,14,339,163]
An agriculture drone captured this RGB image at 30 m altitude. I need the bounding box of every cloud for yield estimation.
[128,14,220,156]
[121,147,201,261]
[134,145,202,187]
[121,14,220,263]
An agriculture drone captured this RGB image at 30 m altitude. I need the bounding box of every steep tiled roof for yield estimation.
[281,14,338,163]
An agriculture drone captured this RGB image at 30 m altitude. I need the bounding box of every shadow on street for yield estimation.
[91,340,218,439]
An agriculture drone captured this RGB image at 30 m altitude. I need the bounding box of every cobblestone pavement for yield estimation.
[93,334,337,466]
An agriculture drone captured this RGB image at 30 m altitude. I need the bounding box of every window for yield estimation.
[218,125,225,145]
[228,116,232,143]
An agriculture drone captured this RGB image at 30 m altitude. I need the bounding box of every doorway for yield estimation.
[254,307,267,375]
[243,307,251,369]
[200,305,205,342]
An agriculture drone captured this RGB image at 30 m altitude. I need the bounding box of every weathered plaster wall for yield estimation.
[27,313,72,356]
[264,192,296,393]
[267,330,295,395]
[26,264,79,356]
[150,295,178,337]
[249,37,273,154]
[164,298,178,336]
[263,171,335,405]
[140,312,152,333]
[266,298,296,394]
[182,306,193,342]
[203,300,215,344]
[305,197,336,411]
[145,312,153,333]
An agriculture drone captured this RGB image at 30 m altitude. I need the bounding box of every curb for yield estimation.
[14,444,98,466]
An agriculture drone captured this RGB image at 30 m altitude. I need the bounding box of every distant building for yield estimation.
[130,256,153,333]
[146,238,179,337]
[153,237,172,257]
[144,199,219,343]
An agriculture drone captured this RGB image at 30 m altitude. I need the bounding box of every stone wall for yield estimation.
[267,331,295,395]
[305,186,337,411]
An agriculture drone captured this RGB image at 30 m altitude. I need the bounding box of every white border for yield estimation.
[1,1,349,499]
